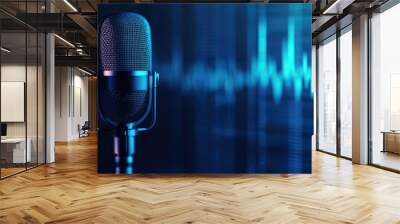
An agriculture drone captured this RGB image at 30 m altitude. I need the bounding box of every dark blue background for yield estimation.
[98,3,313,173]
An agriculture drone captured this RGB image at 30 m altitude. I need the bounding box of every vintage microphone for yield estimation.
[99,13,159,174]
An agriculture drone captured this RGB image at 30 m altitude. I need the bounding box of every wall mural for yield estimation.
[97,3,313,173]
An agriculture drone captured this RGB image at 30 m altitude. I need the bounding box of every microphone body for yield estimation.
[99,13,159,174]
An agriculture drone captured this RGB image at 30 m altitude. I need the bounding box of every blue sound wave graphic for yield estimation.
[158,17,311,103]
[98,4,313,174]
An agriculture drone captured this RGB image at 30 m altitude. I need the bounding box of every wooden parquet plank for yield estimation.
[0,135,400,223]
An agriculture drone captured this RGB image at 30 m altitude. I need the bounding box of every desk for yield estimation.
[1,138,31,163]
[382,131,400,154]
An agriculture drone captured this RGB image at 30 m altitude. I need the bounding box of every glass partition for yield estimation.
[0,1,46,179]
[1,30,28,177]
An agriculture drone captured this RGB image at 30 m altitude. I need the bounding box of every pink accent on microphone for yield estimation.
[104,70,114,77]
[114,136,119,154]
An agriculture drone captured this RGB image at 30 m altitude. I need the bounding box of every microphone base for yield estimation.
[114,128,137,174]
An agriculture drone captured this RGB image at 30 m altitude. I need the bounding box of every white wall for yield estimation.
[55,67,69,141]
[55,67,89,141]
[72,73,89,138]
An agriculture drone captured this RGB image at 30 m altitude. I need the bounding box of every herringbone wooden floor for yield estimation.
[1,135,400,224]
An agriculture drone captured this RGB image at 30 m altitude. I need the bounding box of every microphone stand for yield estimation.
[114,128,136,174]
[113,72,159,174]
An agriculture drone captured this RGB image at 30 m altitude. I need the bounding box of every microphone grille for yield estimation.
[100,13,152,71]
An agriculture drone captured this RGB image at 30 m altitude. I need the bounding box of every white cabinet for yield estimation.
[1,138,32,163]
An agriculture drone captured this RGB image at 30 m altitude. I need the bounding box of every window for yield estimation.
[339,28,352,158]
[317,36,337,154]
[370,3,400,171]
